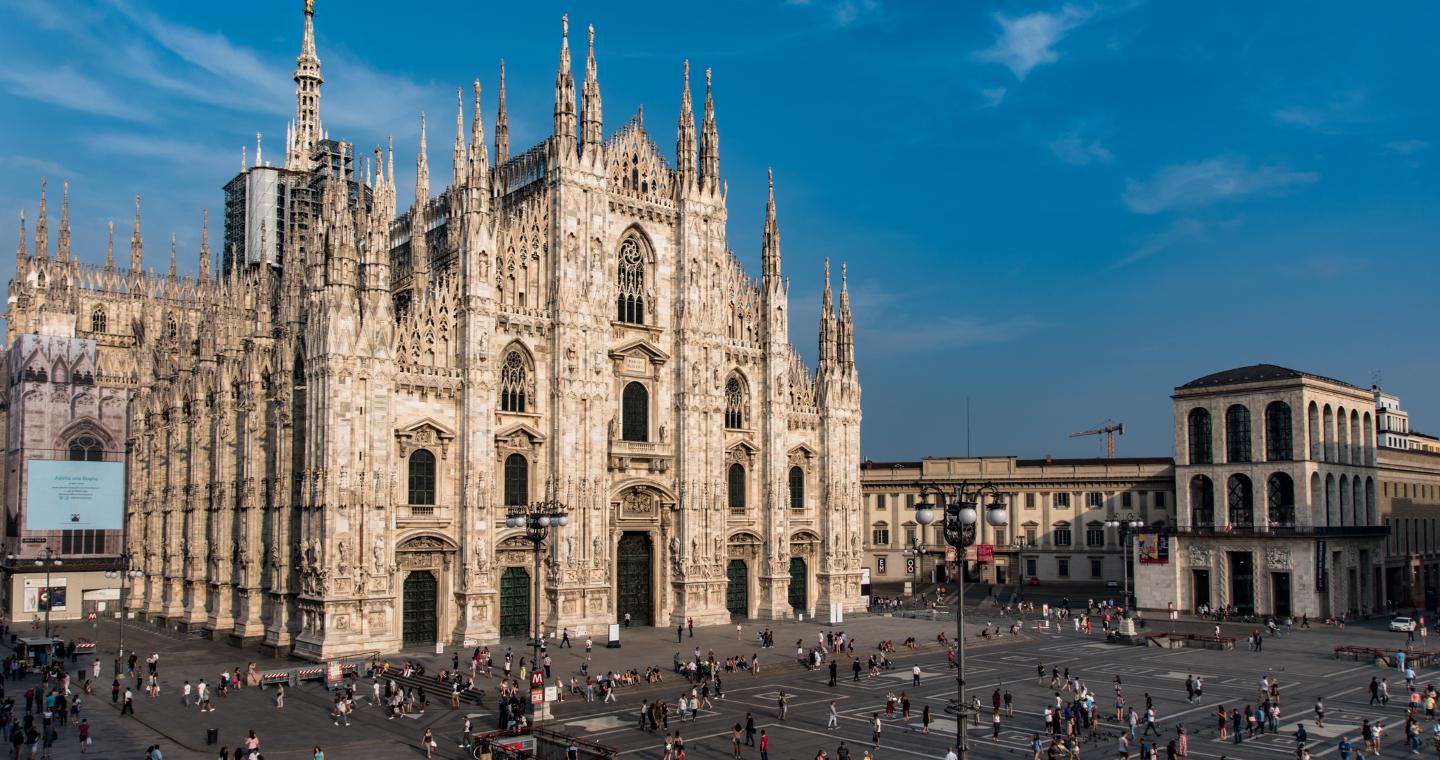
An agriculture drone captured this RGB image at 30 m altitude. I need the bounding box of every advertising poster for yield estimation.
[25,459,124,530]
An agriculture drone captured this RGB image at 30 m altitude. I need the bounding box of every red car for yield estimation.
[1027,577,1041,586]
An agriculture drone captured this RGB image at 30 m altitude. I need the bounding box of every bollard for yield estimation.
[206,728,219,745]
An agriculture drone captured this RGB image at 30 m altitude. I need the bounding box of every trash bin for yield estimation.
[206,728,219,745]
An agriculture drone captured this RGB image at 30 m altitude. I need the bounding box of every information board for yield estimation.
[26,459,124,530]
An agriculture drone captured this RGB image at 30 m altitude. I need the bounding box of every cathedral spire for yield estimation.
[581,23,603,153]
[199,209,211,281]
[416,112,429,206]
[452,87,466,190]
[699,68,719,190]
[553,15,577,151]
[129,194,143,272]
[496,59,510,163]
[168,232,177,280]
[14,210,26,270]
[676,61,696,187]
[289,0,324,170]
[819,259,837,366]
[34,178,48,259]
[57,181,71,263]
[838,262,854,368]
[469,80,489,198]
[105,220,115,271]
[762,168,781,282]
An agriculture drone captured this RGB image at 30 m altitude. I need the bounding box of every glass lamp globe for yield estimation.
[957,506,979,525]
[915,507,935,525]
[986,506,1008,527]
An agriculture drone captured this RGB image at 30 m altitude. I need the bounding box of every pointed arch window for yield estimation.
[500,351,528,413]
[1225,404,1251,463]
[1187,408,1212,464]
[725,377,747,430]
[622,382,649,442]
[90,307,107,334]
[728,463,746,512]
[617,238,646,324]
[407,449,436,505]
[68,436,102,462]
[1265,401,1293,461]
[504,453,529,507]
[789,466,805,510]
[165,316,178,343]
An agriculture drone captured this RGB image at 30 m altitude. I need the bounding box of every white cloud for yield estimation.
[1118,218,1206,266]
[976,4,1093,80]
[979,87,1008,108]
[1049,128,1112,165]
[0,64,150,122]
[782,0,880,28]
[1123,156,1317,214]
[0,155,81,180]
[1385,139,1429,155]
[1273,90,1368,134]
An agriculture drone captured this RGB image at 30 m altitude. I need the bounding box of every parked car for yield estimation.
[1390,616,1418,632]
[1027,577,1041,586]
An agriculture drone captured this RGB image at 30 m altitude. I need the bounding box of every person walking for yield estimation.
[828,659,838,688]
[1314,698,1325,728]
[871,713,882,748]
[120,688,134,716]
[922,704,932,735]
[777,691,788,721]
[274,683,285,709]
[77,719,91,754]
[759,730,769,760]
[745,713,756,746]
[420,728,437,759]
[731,724,743,759]
[827,701,839,730]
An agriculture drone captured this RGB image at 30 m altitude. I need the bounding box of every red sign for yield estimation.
[86,613,97,622]
[530,688,544,704]
[530,672,544,689]
[976,544,994,562]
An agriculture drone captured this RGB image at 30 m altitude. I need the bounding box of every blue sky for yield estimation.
[2,1,1437,461]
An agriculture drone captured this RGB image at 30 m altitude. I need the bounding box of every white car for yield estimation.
[1390,616,1418,632]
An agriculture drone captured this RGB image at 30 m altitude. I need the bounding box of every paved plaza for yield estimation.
[4,606,1431,758]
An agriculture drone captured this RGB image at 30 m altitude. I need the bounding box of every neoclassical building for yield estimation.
[1137,365,1389,618]
[2,5,865,659]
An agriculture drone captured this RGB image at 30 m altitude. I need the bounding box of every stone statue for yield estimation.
[372,536,385,571]
[659,424,668,443]
[669,535,679,558]
[608,417,617,440]
[593,535,604,560]
[566,536,576,558]
[714,535,722,556]
[475,538,488,568]
[336,539,350,575]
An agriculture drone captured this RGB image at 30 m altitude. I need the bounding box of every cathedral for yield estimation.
[3,4,864,659]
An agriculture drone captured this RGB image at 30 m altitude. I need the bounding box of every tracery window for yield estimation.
[68,436,102,462]
[1227,474,1254,528]
[788,466,805,510]
[165,316,178,342]
[727,463,746,512]
[622,382,649,442]
[407,449,436,505]
[1225,404,1252,463]
[1266,472,1295,527]
[1187,408,1213,464]
[1266,401,1293,461]
[504,454,529,506]
[500,351,528,413]
[724,377,746,430]
[90,308,107,334]
[617,239,646,324]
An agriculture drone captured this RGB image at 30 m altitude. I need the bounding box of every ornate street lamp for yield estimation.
[505,498,569,723]
[104,553,144,666]
[1104,517,1145,614]
[915,481,1008,760]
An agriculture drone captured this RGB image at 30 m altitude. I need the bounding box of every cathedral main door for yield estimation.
[726,559,748,619]
[788,557,808,615]
[402,571,437,648]
[499,567,531,639]
[616,532,653,626]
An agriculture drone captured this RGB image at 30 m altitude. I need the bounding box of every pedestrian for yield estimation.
[828,701,839,730]
[625,612,632,628]
[912,664,921,686]
[688,617,694,638]
[421,728,437,759]
[275,683,285,709]
[120,688,134,716]
[1314,698,1324,728]
[760,730,769,760]
[314,747,324,760]
[778,690,788,721]
[745,713,756,746]
[1337,735,1352,760]
[677,624,684,643]
[872,713,882,748]
[992,709,1002,738]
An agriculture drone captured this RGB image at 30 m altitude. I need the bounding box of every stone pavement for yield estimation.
[11,609,988,758]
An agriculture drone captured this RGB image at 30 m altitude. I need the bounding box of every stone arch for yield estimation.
[1323,404,1335,462]
[1308,401,1321,460]
[498,341,536,414]
[724,371,750,430]
[1336,407,1349,464]
[54,418,117,458]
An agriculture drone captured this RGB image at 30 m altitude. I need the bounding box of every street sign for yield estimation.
[86,612,96,622]
[530,688,543,704]
[905,558,916,574]
[977,544,994,562]
[530,671,544,689]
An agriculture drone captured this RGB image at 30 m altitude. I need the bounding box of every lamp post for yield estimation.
[1104,517,1144,614]
[104,553,143,664]
[915,481,1008,760]
[505,499,569,724]
[9,548,63,639]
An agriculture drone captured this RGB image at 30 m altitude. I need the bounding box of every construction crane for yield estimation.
[1070,419,1125,458]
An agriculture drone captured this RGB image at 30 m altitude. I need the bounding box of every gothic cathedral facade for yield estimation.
[4,6,864,659]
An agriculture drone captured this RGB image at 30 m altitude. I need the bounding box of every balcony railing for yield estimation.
[398,504,452,522]
[1172,525,1387,538]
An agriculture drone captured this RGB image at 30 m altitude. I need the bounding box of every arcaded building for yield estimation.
[2,5,865,659]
